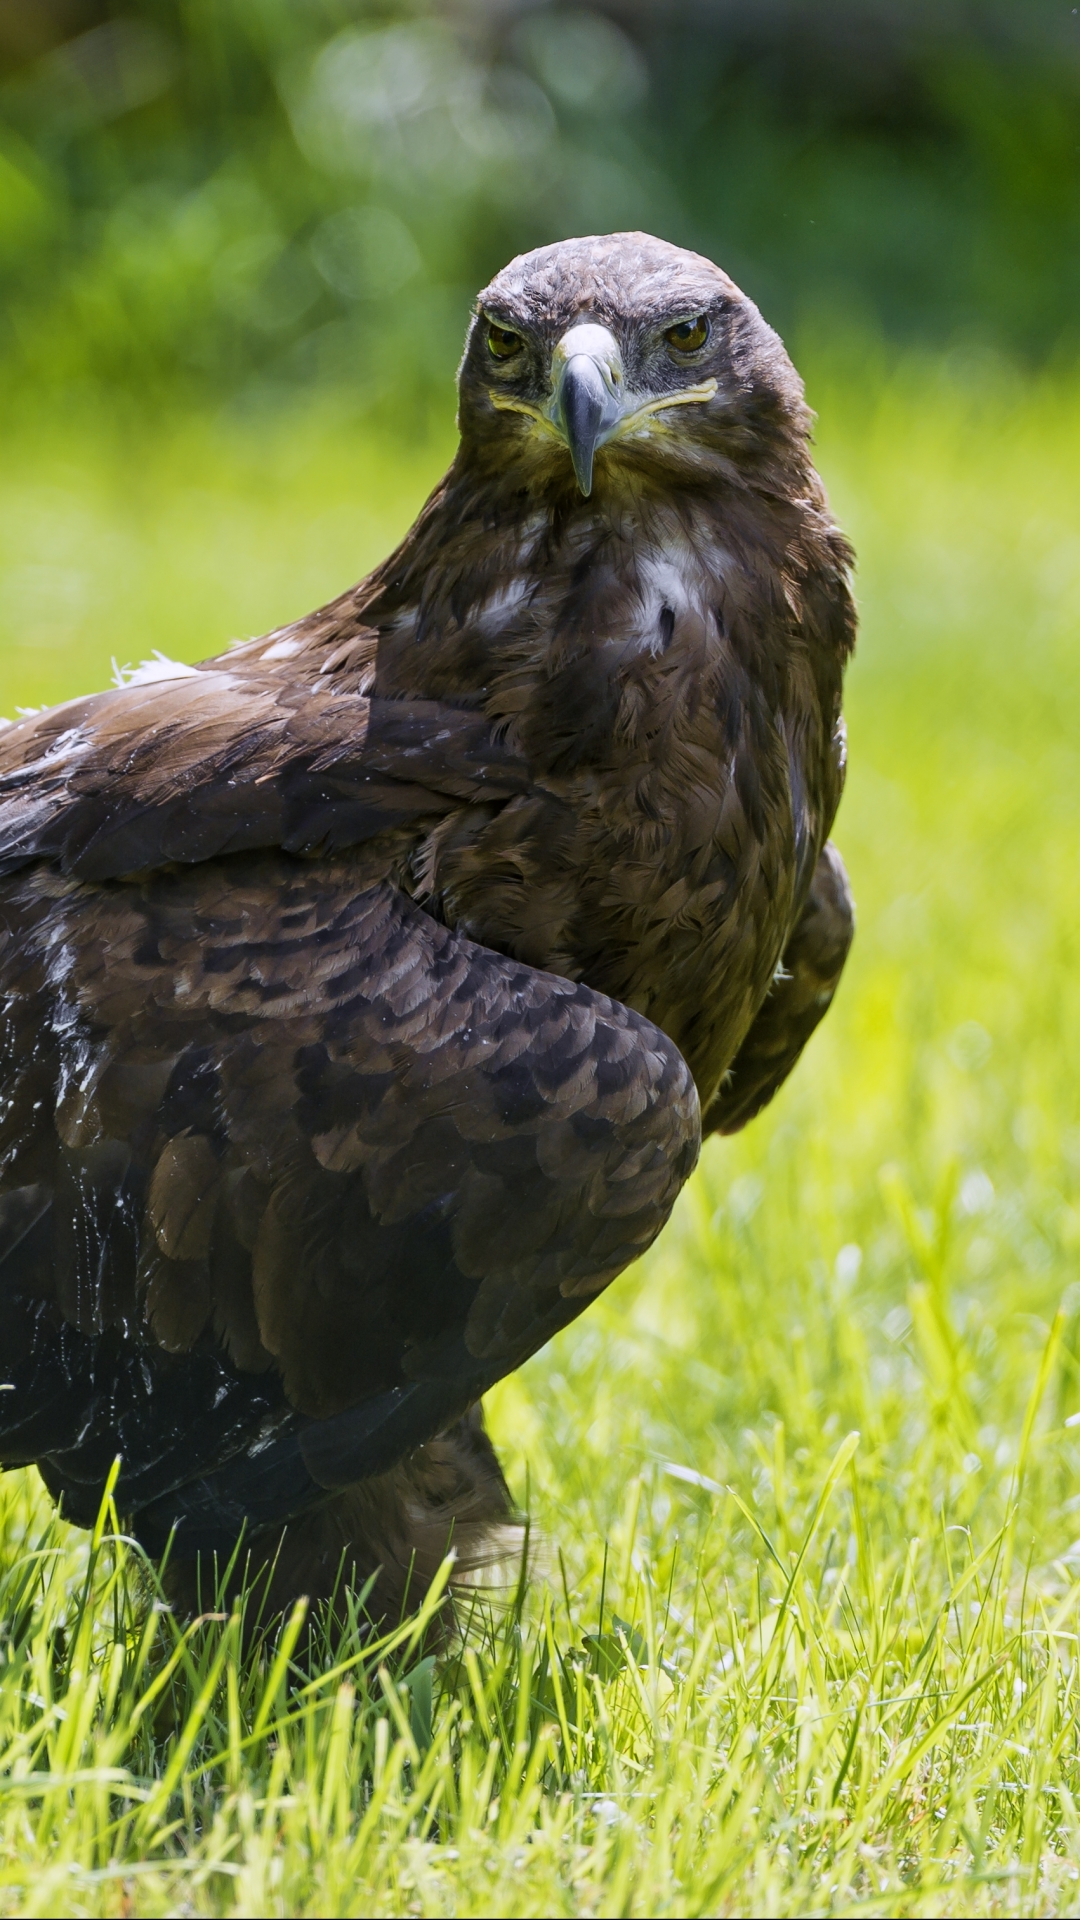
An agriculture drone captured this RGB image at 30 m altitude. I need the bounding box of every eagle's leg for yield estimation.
[704,842,854,1136]
[162,1404,518,1635]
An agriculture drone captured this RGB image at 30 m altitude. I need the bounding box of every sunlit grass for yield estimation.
[1,353,1080,1914]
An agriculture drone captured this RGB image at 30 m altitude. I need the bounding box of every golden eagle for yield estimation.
[0,234,855,1617]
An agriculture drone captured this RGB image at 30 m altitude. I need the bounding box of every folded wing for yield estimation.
[0,851,698,1549]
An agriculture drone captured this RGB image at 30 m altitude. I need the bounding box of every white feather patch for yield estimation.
[112,651,200,688]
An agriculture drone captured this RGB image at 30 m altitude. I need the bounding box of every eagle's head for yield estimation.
[457,231,811,500]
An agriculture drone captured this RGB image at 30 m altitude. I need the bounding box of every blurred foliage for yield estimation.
[0,0,1078,418]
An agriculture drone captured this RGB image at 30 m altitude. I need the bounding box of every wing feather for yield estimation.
[704,841,854,1135]
[0,668,528,882]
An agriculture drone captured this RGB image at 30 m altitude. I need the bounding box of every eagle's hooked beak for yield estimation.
[488,319,718,493]
[548,323,626,497]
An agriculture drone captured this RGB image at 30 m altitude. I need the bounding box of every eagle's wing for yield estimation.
[0,664,527,882]
[703,842,854,1136]
[0,849,698,1553]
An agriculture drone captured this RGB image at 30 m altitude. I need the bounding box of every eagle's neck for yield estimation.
[356,463,835,723]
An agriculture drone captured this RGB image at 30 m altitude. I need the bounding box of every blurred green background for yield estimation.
[2,0,1080,415]
[3,0,1080,710]
[6,12,1080,1906]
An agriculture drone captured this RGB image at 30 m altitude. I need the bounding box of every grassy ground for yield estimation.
[1,352,1080,1915]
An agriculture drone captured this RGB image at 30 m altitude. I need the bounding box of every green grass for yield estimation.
[1,353,1080,1915]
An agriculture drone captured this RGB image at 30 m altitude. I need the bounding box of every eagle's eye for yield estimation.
[487,323,524,361]
[664,315,710,354]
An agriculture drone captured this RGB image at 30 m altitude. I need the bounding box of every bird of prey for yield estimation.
[0,233,855,1620]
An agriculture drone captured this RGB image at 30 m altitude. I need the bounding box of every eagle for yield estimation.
[0,233,855,1620]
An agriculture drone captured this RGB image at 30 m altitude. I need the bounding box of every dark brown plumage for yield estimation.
[0,232,855,1623]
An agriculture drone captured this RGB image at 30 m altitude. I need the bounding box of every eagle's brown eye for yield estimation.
[487,323,523,361]
[665,315,710,354]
